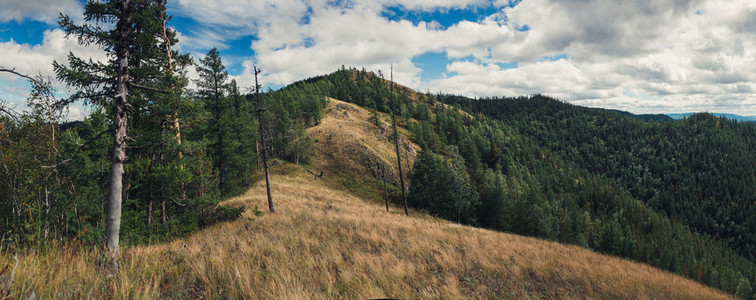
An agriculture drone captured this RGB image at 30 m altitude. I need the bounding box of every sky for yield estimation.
[1,0,755,119]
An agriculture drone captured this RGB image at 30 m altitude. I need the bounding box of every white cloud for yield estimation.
[33,0,753,115]
[0,0,83,24]
[0,28,107,119]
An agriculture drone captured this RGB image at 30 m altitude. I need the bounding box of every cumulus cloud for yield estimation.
[4,0,754,116]
[0,29,105,79]
[425,0,756,114]
[0,28,107,119]
[0,0,83,24]
[171,0,752,114]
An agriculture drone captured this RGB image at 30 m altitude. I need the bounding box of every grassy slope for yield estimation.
[0,100,732,299]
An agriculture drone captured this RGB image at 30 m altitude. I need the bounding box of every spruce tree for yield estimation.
[195,48,229,196]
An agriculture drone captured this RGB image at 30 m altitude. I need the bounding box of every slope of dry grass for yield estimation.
[0,163,732,299]
[306,98,418,200]
[0,98,734,299]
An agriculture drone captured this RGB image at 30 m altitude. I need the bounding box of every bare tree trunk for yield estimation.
[161,193,167,223]
[161,14,181,154]
[254,67,274,213]
[161,13,186,202]
[105,0,133,263]
[256,140,261,172]
[389,65,408,215]
[382,165,389,212]
[148,196,153,226]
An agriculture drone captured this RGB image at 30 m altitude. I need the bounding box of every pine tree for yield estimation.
[195,48,229,196]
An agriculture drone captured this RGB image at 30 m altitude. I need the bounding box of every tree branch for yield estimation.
[0,101,18,121]
[0,67,42,85]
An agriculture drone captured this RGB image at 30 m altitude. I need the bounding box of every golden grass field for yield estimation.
[0,99,734,299]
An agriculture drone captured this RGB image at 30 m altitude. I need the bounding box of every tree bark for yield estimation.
[105,0,132,261]
[390,65,408,215]
[254,67,274,212]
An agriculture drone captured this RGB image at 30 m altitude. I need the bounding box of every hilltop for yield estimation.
[0,98,732,299]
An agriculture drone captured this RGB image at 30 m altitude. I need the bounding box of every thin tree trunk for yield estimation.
[256,140,261,172]
[161,193,167,223]
[159,126,168,225]
[382,165,389,212]
[161,15,181,155]
[161,14,186,202]
[148,196,153,226]
[217,95,225,196]
[254,66,274,212]
[105,0,132,262]
[390,65,408,215]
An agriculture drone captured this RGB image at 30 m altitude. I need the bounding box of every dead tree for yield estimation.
[389,65,409,215]
[254,67,274,213]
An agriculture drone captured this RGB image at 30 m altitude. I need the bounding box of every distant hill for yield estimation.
[667,112,756,122]
[613,110,673,122]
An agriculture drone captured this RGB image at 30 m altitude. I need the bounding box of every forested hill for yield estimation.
[440,94,756,259]
[614,110,673,122]
[281,69,755,297]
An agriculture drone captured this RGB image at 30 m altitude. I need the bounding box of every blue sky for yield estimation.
[1,0,755,119]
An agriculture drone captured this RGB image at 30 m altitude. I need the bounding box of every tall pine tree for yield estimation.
[195,48,230,196]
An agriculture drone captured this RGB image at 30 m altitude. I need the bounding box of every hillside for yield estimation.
[0,99,732,299]
[442,94,756,259]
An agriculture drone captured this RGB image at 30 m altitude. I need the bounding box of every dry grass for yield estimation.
[307,98,417,199]
[0,164,732,299]
[0,98,734,299]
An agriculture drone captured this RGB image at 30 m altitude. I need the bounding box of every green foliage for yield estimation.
[736,277,753,299]
[444,95,756,260]
[408,147,480,223]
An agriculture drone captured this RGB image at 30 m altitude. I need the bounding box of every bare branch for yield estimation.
[0,67,42,85]
[0,100,19,121]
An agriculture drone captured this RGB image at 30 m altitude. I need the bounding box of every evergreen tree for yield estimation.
[55,0,153,260]
[195,48,229,196]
